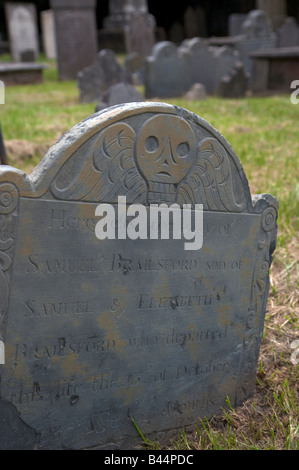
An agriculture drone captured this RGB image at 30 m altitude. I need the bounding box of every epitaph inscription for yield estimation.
[0,103,278,449]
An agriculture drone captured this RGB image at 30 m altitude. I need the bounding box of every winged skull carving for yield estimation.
[50,115,246,212]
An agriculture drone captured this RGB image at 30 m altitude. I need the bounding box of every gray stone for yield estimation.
[124,12,156,57]
[5,3,39,62]
[0,62,47,86]
[95,82,144,111]
[228,14,247,36]
[124,52,145,85]
[184,83,207,101]
[180,39,240,95]
[180,38,215,93]
[145,42,189,98]
[103,0,156,56]
[50,0,98,81]
[217,62,249,98]
[78,49,131,104]
[236,10,277,83]
[0,102,278,450]
[277,17,299,48]
[41,10,57,60]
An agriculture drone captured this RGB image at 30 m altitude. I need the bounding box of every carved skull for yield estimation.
[135,115,196,203]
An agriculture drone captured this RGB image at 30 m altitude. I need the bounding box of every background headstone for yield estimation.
[0,102,278,450]
[180,38,215,93]
[217,62,249,98]
[236,10,277,84]
[95,82,144,112]
[124,12,156,57]
[5,3,39,62]
[277,17,299,48]
[228,14,247,36]
[50,0,98,81]
[41,10,57,60]
[78,49,131,104]
[145,41,189,98]
[103,0,156,55]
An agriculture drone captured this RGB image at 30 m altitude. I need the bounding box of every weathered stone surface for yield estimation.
[50,0,98,81]
[0,102,278,450]
[5,3,39,62]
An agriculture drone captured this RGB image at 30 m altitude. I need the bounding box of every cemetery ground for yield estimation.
[0,56,298,451]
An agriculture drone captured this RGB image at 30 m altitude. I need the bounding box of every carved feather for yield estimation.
[51,123,146,204]
[177,137,246,212]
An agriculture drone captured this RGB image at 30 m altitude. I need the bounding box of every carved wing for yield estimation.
[177,137,246,212]
[50,122,146,204]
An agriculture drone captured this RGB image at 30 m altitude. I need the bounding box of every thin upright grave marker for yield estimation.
[0,103,278,449]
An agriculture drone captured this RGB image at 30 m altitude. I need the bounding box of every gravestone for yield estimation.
[0,102,278,450]
[217,62,249,98]
[124,12,156,57]
[277,17,299,48]
[41,10,57,60]
[5,3,39,62]
[179,39,240,95]
[145,42,189,98]
[180,38,215,93]
[78,49,131,104]
[236,10,277,84]
[50,0,98,81]
[95,82,144,112]
[228,14,247,36]
[103,0,156,56]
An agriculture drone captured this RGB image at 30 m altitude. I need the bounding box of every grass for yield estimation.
[1,56,298,451]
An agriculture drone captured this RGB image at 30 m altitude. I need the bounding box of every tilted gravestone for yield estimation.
[5,3,39,62]
[0,103,278,450]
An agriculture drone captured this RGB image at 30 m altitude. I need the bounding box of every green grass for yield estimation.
[1,56,298,451]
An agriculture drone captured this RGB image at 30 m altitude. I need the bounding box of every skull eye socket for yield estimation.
[176,142,190,158]
[145,136,159,153]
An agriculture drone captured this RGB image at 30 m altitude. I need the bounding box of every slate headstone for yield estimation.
[217,62,249,98]
[145,42,189,98]
[78,49,131,104]
[228,14,247,36]
[0,102,278,450]
[95,82,144,112]
[236,10,277,83]
[50,0,98,81]
[180,38,215,93]
[124,12,156,57]
[5,3,39,62]
[277,17,299,48]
